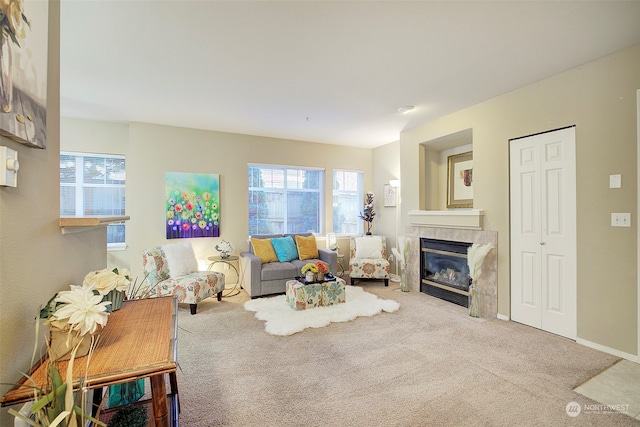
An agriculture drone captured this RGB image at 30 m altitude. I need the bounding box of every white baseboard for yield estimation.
[576,337,639,362]
[497,313,509,321]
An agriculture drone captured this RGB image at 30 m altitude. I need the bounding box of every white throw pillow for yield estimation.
[355,236,382,259]
[162,241,198,277]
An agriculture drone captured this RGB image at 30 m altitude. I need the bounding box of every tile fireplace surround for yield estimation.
[406,225,498,318]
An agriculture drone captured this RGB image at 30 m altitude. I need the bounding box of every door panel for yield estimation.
[510,127,576,339]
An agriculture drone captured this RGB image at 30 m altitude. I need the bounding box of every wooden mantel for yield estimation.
[59,216,130,234]
[408,209,483,230]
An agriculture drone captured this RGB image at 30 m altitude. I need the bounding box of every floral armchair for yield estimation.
[349,235,390,286]
[142,242,225,314]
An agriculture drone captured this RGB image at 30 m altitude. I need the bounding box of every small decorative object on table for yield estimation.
[326,232,339,252]
[215,239,234,259]
[301,262,319,282]
[39,284,112,361]
[315,260,329,281]
[466,242,495,318]
[83,267,131,311]
[358,191,376,235]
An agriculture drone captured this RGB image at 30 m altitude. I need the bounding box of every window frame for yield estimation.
[248,163,325,236]
[60,151,127,250]
[332,169,364,236]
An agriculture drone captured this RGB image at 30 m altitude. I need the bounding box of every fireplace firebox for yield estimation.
[420,238,472,307]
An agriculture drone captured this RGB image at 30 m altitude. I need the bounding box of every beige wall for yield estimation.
[0,2,108,425]
[372,141,400,273]
[399,44,640,357]
[61,120,375,280]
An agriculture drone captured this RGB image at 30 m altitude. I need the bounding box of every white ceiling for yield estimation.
[60,1,640,149]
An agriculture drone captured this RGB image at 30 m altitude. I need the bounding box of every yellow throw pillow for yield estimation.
[251,238,278,264]
[295,235,319,260]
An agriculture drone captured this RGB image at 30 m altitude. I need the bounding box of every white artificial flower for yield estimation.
[52,285,111,335]
[215,240,234,254]
[83,268,130,294]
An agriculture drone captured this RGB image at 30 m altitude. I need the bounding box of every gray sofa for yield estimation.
[239,233,337,298]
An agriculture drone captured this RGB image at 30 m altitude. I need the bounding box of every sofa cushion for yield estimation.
[261,261,298,281]
[161,241,198,276]
[295,235,319,260]
[271,236,299,262]
[355,236,382,259]
[251,238,279,264]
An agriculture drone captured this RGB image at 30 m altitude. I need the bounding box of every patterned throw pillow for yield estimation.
[271,236,299,262]
[251,238,279,264]
[295,235,319,260]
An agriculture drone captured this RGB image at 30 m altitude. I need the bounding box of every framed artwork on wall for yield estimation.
[383,184,396,207]
[447,151,473,208]
[165,172,220,239]
[0,0,49,149]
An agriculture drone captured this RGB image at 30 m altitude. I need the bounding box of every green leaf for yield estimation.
[73,405,106,426]
[31,381,66,413]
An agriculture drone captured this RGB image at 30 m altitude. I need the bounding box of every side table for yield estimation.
[208,255,241,295]
[0,297,179,427]
[336,253,345,277]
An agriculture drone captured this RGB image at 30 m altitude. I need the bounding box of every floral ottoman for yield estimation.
[285,278,346,311]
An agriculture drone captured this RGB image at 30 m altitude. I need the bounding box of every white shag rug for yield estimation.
[244,285,400,336]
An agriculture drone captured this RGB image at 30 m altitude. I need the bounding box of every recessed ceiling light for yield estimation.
[398,105,415,114]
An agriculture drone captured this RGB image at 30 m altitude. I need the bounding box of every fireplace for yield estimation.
[420,238,472,308]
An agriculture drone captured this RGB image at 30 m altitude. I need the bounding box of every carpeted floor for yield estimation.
[174,282,639,426]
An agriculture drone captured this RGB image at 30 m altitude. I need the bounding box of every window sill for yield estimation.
[108,243,128,251]
[59,216,130,234]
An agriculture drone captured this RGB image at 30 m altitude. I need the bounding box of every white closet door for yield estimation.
[510,127,576,340]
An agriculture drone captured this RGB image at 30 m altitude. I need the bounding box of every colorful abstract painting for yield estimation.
[165,172,220,239]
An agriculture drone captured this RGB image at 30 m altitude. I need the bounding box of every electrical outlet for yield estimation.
[611,213,631,227]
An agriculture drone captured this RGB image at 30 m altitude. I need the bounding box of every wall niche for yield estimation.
[419,128,473,211]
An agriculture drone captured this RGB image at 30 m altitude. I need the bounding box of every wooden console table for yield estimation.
[1,297,179,427]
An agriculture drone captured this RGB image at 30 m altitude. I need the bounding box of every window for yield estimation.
[60,152,126,248]
[332,169,363,234]
[248,164,324,235]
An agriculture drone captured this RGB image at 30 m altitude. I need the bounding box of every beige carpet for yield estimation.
[174,283,638,426]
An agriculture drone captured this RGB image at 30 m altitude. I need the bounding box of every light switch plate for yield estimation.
[609,174,622,188]
[611,213,631,227]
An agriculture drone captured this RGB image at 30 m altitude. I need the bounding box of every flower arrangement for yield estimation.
[315,261,329,275]
[358,192,376,234]
[301,263,318,274]
[8,337,105,426]
[466,242,495,318]
[391,236,411,292]
[83,268,130,296]
[83,267,131,311]
[467,242,495,281]
[391,236,410,272]
[215,240,234,258]
[42,285,111,336]
[10,300,106,426]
